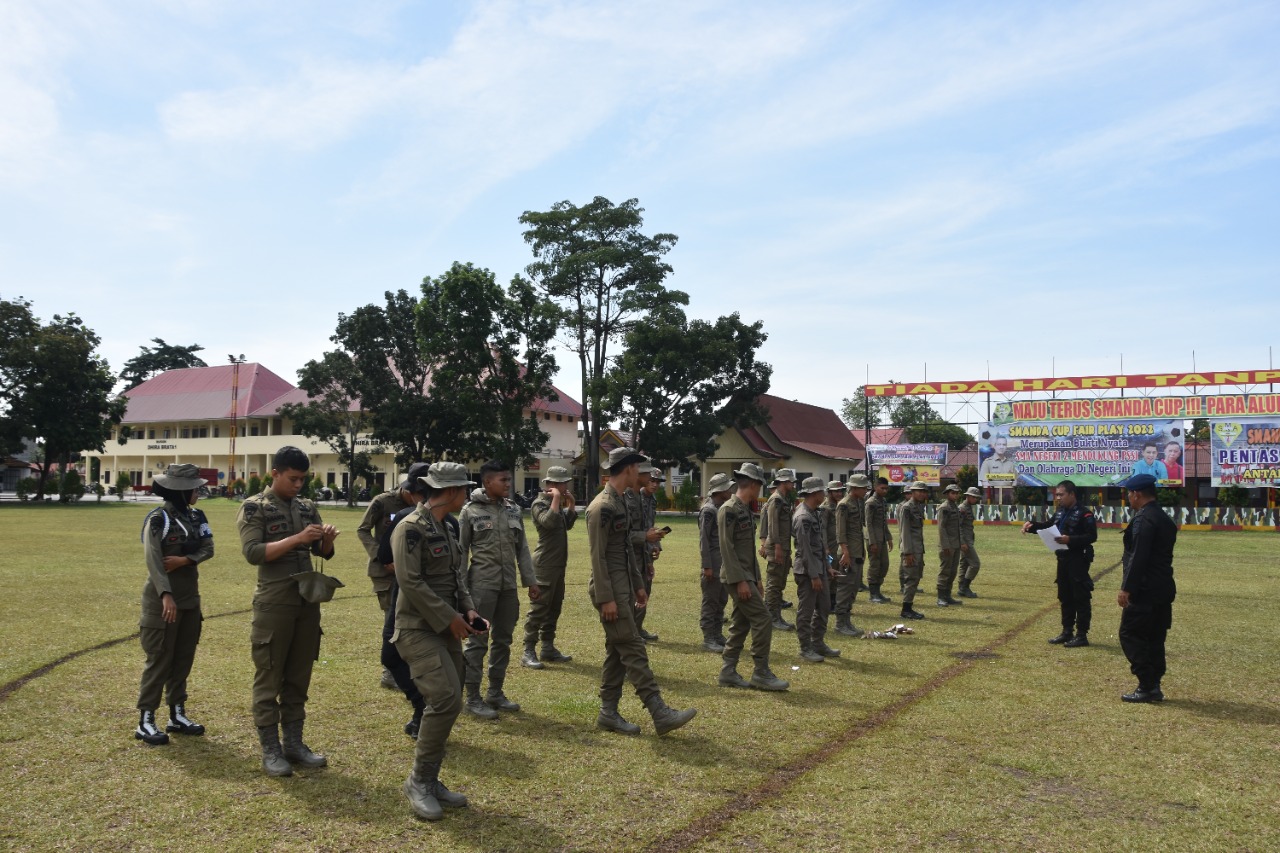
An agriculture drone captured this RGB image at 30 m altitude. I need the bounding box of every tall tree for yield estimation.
[603,305,772,469]
[1,306,125,498]
[417,262,560,466]
[0,296,41,456]
[840,384,893,430]
[279,351,382,507]
[841,382,972,450]
[520,196,687,493]
[119,339,207,389]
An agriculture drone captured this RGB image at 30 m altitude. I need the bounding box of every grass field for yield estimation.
[0,499,1277,852]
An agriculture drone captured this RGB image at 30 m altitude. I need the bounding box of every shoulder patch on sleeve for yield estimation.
[405,528,423,554]
[241,501,260,522]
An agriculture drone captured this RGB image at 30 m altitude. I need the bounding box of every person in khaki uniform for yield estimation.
[818,481,844,610]
[358,463,428,688]
[459,460,540,720]
[628,459,666,642]
[718,463,789,691]
[589,447,696,736]
[237,446,339,777]
[793,477,840,664]
[391,462,485,821]
[936,484,965,607]
[834,474,871,635]
[698,473,734,652]
[897,482,928,620]
[865,476,894,603]
[521,466,577,668]
[134,464,214,746]
[958,486,983,598]
[760,468,797,631]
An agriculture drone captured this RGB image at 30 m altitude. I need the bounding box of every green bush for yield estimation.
[60,470,83,503]
[1155,487,1181,507]
[90,481,105,501]
[1014,485,1046,506]
[16,477,36,502]
[955,465,978,491]
[310,476,325,499]
[248,474,262,495]
[263,474,274,490]
[232,478,247,496]
[115,472,132,501]
[674,476,700,514]
[1217,485,1251,507]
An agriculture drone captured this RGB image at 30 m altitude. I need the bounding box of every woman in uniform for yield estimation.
[134,464,214,745]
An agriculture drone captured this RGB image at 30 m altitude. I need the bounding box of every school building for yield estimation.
[81,363,582,494]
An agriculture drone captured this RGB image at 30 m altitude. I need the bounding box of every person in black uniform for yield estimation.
[1023,480,1097,647]
[1117,474,1177,703]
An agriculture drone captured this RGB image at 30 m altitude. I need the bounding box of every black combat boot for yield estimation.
[869,585,891,604]
[900,604,925,620]
[257,724,292,777]
[834,615,862,637]
[520,645,545,670]
[464,684,498,719]
[596,699,641,735]
[166,703,205,735]
[404,764,443,821]
[135,710,169,746]
[484,680,521,712]
[958,580,978,598]
[281,719,327,768]
[799,645,825,663]
[540,643,572,663]
[1121,685,1164,703]
[643,694,697,735]
[1063,634,1089,648]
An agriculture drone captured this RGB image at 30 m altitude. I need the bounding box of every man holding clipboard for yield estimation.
[1022,480,1097,648]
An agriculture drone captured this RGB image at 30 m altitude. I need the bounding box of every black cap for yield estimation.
[1124,473,1158,490]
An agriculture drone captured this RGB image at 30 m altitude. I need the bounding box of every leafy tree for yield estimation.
[674,475,700,514]
[16,477,36,502]
[904,421,972,451]
[602,305,771,470]
[840,382,973,450]
[1190,417,1210,441]
[119,339,207,390]
[1156,487,1181,507]
[59,469,83,503]
[1015,485,1046,506]
[955,464,978,491]
[416,262,560,467]
[520,196,687,493]
[1,306,126,498]
[116,471,132,500]
[840,386,894,431]
[1217,485,1250,507]
[248,474,262,495]
[280,351,381,508]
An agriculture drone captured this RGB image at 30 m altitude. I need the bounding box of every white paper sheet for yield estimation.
[1038,524,1067,552]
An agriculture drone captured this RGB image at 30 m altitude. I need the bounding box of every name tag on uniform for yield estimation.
[472,518,494,532]
[612,518,627,532]
[267,522,286,534]
[429,543,448,557]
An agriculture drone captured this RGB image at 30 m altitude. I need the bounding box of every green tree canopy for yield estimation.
[603,304,771,469]
[119,339,207,389]
[842,382,973,450]
[520,196,687,493]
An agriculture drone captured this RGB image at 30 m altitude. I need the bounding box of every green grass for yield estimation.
[0,500,1277,852]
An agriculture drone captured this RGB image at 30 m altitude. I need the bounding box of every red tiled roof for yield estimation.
[738,426,786,459]
[120,363,581,423]
[122,364,294,423]
[758,394,863,461]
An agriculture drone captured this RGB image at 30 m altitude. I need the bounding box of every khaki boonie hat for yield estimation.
[964,486,983,499]
[907,482,929,493]
[771,468,797,484]
[734,462,766,483]
[292,570,344,604]
[707,473,733,494]
[847,473,872,489]
[422,462,477,490]
[798,476,825,495]
[944,484,960,494]
[607,446,646,469]
[636,457,655,474]
[543,465,572,483]
[826,480,846,492]
[153,463,208,491]
[652,471,666,483]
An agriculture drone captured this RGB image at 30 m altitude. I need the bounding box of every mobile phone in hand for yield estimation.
[660,525,672,534]
[469,615,490,632]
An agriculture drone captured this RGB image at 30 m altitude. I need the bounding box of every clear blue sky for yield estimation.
[4,0,1278,420]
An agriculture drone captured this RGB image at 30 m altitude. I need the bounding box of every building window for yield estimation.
[148,429,156,439]
[181,428,190,438]
[544,412,551,420]
[556,414,562,421]
[196,427,208,438]
[163,429,171,439]
[250,425,259,437]
[213,427,220,438]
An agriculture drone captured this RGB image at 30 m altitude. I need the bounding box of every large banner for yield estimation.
[866,370,1280,396]
[978,419,1184,488]
[1210,419,1280,487]
[867,443,947,487]
[986,393,1280,423]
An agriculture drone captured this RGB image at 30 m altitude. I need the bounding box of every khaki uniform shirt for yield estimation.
[718,494,761,585]
[761,492,792,555]
[142,502,214,611]
[587,484,643,605]
[959,502,976,546]
[835,494,866,560]
[237,489,332,606]
[530,492,578,583]
[979,454,1018,487]
[898,499,927,555]
[792,502,826,579]
[458,489,535,592]
[356,490,410,579]
[391,506,474,634]
[866,494,891,547]
[818,497,839,558]
[698,497,722,571]
[938,499,962,550]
